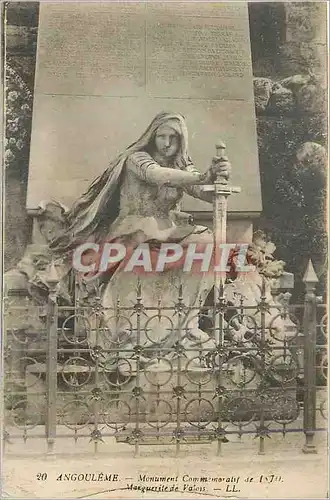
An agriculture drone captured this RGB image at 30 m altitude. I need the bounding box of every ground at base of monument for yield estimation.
[2,436,327,500]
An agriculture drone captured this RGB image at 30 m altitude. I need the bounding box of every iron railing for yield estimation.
[3,265,327,456]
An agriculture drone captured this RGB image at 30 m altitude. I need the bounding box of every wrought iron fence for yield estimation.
[3,265,327,456]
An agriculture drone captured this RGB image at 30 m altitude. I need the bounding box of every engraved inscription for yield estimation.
[36,3,145,94]
[147,2,244,19]
[148,19,249,83]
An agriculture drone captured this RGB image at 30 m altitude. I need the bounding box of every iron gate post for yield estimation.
[302,260,318,454]
[45,263,59,454]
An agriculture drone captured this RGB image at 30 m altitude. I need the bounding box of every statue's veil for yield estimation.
[50,112,190,252]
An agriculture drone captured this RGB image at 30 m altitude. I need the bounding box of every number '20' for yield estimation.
[37,473,48,481]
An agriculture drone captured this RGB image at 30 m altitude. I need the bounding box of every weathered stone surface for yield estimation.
[249,3,327,79]
[5,175,32,271]
[267,84,296,115]
[296,142,327,175]
[4,268,28,294]
[299,112,327,144]
[282,3,327,79]
[296,81,327,114]
[280,74,311,92]
[270,272,295,292]
[253,77,273,112]
[279,41,327,78]
[284,2,327,44]
[7,56,37,91]
[5,2,39,28]
[5,25,37,54]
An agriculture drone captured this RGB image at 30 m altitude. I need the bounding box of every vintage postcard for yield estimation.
[1,1,328,499]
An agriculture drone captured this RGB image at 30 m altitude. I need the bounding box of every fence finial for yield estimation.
[46,260,60,288]
[302,259,319,284]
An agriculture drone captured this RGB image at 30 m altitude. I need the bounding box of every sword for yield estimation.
[202,141,241,344]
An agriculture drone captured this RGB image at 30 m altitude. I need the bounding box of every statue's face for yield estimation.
[154,125,180,159]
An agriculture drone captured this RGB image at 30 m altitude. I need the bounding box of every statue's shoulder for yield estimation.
[127,150,154,166]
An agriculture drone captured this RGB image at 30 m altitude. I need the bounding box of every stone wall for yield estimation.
[249,2,327,80]
[4,2,328,299]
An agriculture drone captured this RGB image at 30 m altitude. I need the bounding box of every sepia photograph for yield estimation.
[1,1,328,499]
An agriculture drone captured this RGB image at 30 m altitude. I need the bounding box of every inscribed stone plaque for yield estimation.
[146,5,251,100]
[34,3,146,96]
[27,2,261,215]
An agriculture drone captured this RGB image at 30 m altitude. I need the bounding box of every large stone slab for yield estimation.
[27,2,261,218]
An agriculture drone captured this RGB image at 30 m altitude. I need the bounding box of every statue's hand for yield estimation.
[210,155,231,181]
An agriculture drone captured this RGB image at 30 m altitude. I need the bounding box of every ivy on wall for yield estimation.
[5,65,33,174]
[254,75,327,300]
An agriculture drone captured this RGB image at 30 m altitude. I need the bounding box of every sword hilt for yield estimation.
[215,140,228,185]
